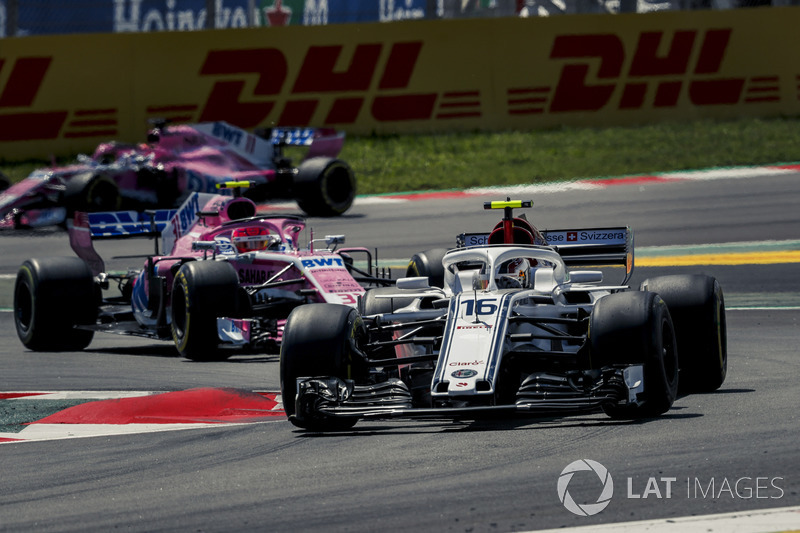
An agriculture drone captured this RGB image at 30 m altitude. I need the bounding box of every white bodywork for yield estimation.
[372,244,626,403]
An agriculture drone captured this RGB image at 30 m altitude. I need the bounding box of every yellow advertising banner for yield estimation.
[1,7,799,160]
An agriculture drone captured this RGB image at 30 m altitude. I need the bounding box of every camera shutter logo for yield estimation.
[557,459,614,516]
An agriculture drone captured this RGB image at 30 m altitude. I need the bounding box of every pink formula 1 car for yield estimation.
[13,184,387,360]
[0,121,356,230]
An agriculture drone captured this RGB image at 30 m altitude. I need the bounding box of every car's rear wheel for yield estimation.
[640,275,727,392]
[14,257,97,351]
[294,157,355,217]
[280,303,366,430]
[171,261,239,361]
[406,248,447,288]
[590,291,679,418]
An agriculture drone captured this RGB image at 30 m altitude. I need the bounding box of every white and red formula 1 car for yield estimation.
[280,200,727,430]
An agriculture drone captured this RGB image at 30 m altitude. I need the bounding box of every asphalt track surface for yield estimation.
[0,170,798,532]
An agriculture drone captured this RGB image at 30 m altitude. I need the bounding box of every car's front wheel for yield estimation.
[280,303,367,430]
[171,261,239,361]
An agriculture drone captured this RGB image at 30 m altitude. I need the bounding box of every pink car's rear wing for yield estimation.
[67,208,177,275]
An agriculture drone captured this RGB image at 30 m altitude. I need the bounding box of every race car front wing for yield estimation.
[289,364,645,427]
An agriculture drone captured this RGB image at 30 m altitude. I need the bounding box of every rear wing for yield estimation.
[67,209,176,275]
[272,127,345,159]
[67,192,220,276]
[82,209,177,239]
[457,226,634,283]
[189,122,344,167]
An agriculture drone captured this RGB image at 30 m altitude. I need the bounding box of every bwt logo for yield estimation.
[211,122,244,145]
[88,209,176,236]
[171,193,201,235]
[301,257,344,268]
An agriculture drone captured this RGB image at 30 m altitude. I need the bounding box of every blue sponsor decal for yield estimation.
[271,128,316,146]
[215,236,236,255]
[450,369,478,379]
[301,257,344,268]
[88,209,176,237]
[175,193,201,235]
[212,122,245,145]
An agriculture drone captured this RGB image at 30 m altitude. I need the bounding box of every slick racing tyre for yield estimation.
[294,157,355,217]
[406,248,447,288]
[62,172,121,214]
[171,261,239,361]
[640,275,727,392]
[590,291,679,418]
[280,304,367,431]
[14,257,97,351]
[0,171,10,192]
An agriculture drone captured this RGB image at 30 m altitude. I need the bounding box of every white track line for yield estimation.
[527,505,800,533]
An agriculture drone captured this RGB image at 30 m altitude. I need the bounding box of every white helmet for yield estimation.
[496,258,530,289]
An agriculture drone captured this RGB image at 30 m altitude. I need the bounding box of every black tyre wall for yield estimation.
[294,157,355,216]
[14,257,97,351]
[590,291,679,418]
[406,248,448,288]
[640,275,727,392]
[171,261,239,361]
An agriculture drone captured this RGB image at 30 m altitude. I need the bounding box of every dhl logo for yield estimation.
[0,56,118,141]
[193,41,482,127]
[0,29,788,144]
[508,29,781,115]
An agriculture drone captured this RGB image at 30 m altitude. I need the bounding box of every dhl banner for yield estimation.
[2,7,800,160]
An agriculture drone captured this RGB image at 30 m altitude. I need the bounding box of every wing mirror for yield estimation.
[325,235,345,246]
[472,271,483,291]
[191,241,216,251]
[396,277,430,290]
[569,270,603,283]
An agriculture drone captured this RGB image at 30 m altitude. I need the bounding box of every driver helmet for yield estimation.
[232,226,272,253]
[496,258,531,289]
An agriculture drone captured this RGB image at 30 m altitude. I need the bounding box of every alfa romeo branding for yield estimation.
[451,369,478,378]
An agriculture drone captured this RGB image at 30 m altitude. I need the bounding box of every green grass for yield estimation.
[3,116,800,195]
